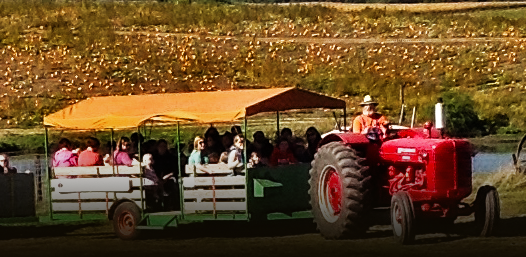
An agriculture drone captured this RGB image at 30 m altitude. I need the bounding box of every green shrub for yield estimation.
[423,91,486,137]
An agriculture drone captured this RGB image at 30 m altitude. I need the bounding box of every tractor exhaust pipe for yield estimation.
[435,97,445,138]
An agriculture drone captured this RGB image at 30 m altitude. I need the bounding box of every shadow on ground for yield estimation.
[1,213,526,243]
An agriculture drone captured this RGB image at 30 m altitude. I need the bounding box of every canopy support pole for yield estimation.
[110,129,115,175]
[44,126,53,220]
[137,126,145,214]
[243,116,248,215]
[177,121,185,219]
[343,107,347,131]
[243,116,248,172]
[276,111,280,141]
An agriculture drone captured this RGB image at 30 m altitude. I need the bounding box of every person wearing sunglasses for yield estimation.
[188,136,211,176]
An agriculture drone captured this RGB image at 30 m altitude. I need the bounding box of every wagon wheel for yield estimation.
[513,134,526,173]
[113,202,142,240]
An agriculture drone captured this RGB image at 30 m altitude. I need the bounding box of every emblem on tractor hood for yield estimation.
[397,148,416,154]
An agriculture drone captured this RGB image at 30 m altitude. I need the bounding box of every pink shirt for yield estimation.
[114,150,133,166]
[53,148,78,167]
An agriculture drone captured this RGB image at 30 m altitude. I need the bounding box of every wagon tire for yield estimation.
[390,191,415,245]
[309,141,371,239]
[113,202,142,240]
[475,185,500,237]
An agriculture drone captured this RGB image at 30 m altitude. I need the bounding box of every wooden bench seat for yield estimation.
[54,165,142,177]
[185,164,233,176]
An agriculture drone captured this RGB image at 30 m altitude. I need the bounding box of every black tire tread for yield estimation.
[475,185,500,237]
[391,191,415,244]
[309,141,372,239]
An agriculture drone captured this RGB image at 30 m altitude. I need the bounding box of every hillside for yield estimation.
[0,1,525,135]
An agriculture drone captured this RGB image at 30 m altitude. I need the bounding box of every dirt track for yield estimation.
[116,31,523,45]
[2,213,526,257]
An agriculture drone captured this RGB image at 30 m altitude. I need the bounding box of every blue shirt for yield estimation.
[188,150,209,165]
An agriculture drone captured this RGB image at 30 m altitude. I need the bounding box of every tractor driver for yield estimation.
[352,95,390,140]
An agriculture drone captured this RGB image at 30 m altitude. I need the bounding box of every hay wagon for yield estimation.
[0,87,346,239]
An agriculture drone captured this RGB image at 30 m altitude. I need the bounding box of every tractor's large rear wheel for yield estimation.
[475,185,500,237]
[309,141,371,239]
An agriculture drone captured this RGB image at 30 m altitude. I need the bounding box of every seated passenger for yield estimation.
[203,134,222,159]
[352,95,389,140]
[219,151,229,164]
[280,128,294,143]
[249,131,273,166]
[304,127,322,162]
[248,151,265,168]
[53,138,78,167]
[270,138,297,166]
[188,136,217,175]
[189,136,209,166]
[153,139,178,210]
[208,152,220,164]
[142,153,163,211]
[0,154,17,174]
[227,135,245,175]
[221,131,234,152]
[114,137,139,166]
[102,140,116,166]
[78,137,104,166]
[142,139,158,155]
[129,132,144,159]
[231,125,242,137]
[292,137,309,163]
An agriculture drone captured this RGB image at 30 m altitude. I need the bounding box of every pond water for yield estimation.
[472,152,514,173]
[6,152,515,174]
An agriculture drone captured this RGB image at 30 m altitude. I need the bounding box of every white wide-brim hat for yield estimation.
[359,95,378,106]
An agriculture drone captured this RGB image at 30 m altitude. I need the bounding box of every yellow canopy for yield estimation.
[44,87,346,129]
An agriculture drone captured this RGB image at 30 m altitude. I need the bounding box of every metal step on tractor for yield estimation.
[309,100,500,244]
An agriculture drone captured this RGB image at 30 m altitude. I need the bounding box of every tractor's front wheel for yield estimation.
[391,191,415,244]
[475,185,500,237]
[113,202,142,240]
[309,141,371,239]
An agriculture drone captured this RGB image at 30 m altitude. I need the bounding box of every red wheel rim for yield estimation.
[118,212,135,236]
[327,169,342,215]
[318,166,343,223]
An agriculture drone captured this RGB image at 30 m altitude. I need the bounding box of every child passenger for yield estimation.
[53,138,78,167]
[227,135,245,175]
[78,137,104,166]
[142,153,163,211]
[270,138,297,166]
[113,137,139,166]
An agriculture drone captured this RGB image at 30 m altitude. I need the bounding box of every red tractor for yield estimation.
[309,113,500,244]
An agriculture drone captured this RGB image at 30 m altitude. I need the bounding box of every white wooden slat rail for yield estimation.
[54,165,141,176]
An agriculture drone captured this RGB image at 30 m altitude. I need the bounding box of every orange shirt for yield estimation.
[352,113,388,134]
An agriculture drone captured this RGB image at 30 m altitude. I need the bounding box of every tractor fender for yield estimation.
[108,198,140,220]
[319,132,369,148]
[319,132,381,168]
